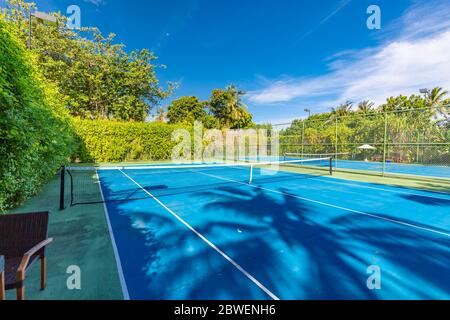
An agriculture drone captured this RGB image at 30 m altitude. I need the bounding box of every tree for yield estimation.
[166,96,209,125]
[427,87,449,121]
[209,85,253,128]
[3,0,172,121]
[280,90,450,159]
[155,107,165,122]
[251,123,273,130]
[357,100,374,114]
[331,101,353,118]
[380,95,409,112]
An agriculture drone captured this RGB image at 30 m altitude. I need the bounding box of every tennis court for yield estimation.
[284,153,450,179]
[333,159,450,178]
[65,159,450,300]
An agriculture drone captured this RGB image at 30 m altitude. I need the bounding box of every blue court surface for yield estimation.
[284,157,450,179]
[97,165,450,300]
[336,160,450,179]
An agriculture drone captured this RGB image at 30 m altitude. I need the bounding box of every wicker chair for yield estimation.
[0,212,53,300]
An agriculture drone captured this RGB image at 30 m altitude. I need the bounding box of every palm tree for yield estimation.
[357,100,374,114]
[330,101,353,118]
[225,85,246,120]
[155,107,165,122]
[210,84,251,128]
[427,87,449,120]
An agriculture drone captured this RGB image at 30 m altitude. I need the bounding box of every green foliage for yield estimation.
[0,17,75,211]
[281,93,450,162]
[73,119,192,162]
[357,100,375,114]
[209,85,253,129]
[251,123,273,130]
[166,96,215,127]
[3,0,173,121]
[154,107,166,123]
[166,85,254,129]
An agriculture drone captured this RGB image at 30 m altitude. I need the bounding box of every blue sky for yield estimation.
[7,0,450,123]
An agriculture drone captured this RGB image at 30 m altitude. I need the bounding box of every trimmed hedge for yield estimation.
[73,119,193,162]
[0,18,75,211]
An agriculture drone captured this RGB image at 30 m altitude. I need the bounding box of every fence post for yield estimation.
[301,120,305,158]
[382,112,388,176]
[416,132,420,163]
[329,157,333,176]
[335,118,338,169]
[59,165,65,210]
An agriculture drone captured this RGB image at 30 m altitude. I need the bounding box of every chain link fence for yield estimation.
[275,106,450,180]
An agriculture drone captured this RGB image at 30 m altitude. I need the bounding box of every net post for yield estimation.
[249,164,254,184]
[329,157,333,176]
[382,111,388,177]
[59,165,65,210]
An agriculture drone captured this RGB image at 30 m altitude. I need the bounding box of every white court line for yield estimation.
[231,164,450,200]
[118,169,280,301]
[314,176,450,200]
[96,171,130,300]
[197,171,450,238]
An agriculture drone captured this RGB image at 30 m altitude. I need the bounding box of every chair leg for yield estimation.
[17,286,24,300]
[0,271,4,300]
[41,256,47,290]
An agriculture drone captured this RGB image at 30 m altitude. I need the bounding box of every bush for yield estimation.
[0,18,75,211]
[73,119,193,162]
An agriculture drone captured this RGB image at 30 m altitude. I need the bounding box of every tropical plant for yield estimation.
[0,16,75,211]
[281,91,449,161]
[3,0,173,121]
[427,87,449,120]
[330,101,353,118]
[166,96,210,125]
[155,107,166,122]
[357,100,374,114]
[209,85,253,128]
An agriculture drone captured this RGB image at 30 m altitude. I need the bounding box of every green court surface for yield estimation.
[6,175,123,300]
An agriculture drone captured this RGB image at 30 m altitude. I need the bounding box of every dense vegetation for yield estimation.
[280,94,450,164]
[73,119,192,163]
[1,0,449,212]
[2,0,253,127]
[0,17,75,211]
[0,0,253,210]
[3,0,172,121]
[166,85,253,129]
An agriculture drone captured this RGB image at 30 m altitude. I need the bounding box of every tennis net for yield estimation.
[59,157,333,209]
[283,152,352,160]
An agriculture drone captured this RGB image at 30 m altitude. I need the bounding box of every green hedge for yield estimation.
[0,18,75,211]
[73,119,193,162]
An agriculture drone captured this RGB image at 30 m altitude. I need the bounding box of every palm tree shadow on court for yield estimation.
[100,180,449,299]
[181,185,450,299]
[190,186,375,299]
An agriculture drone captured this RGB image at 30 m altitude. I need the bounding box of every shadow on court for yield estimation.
[102,176,450,299]
[400,194,450,206]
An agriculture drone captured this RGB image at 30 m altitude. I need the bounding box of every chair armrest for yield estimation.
[17,238,53,281]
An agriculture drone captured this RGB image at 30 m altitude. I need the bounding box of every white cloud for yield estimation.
[84,0,104,6]
[382,0,450,41]
[248,1,450,108]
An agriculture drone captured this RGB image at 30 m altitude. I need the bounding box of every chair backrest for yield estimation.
[0,212,49,258]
